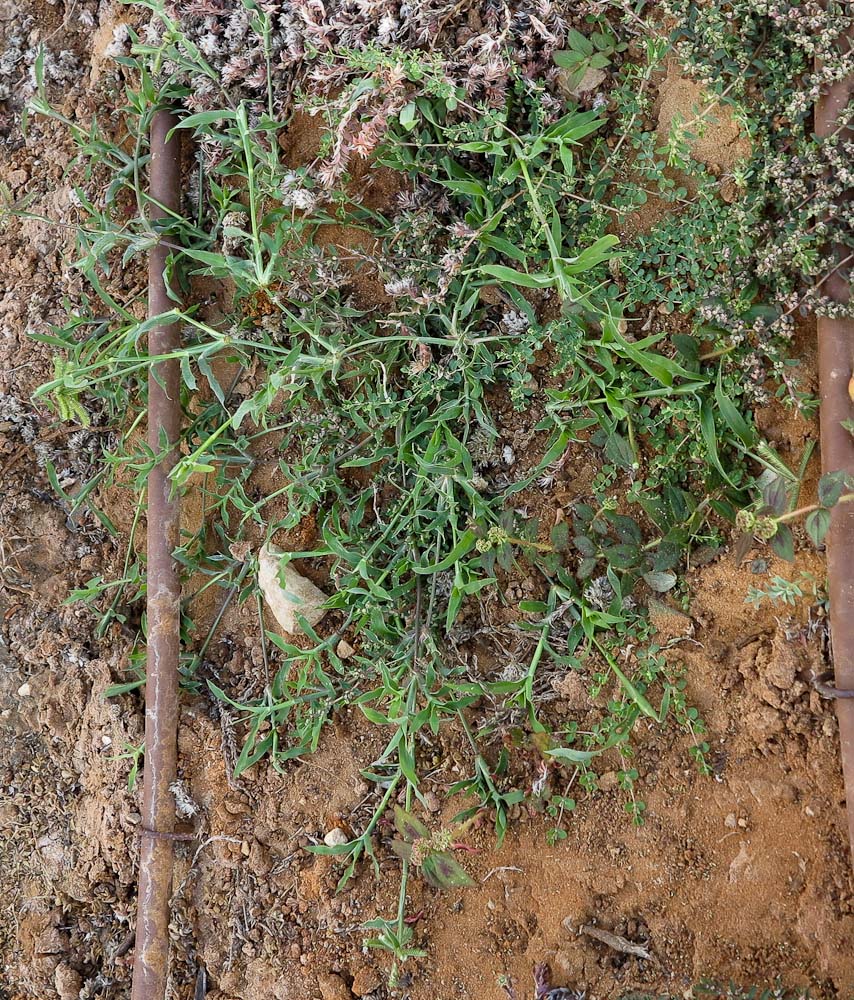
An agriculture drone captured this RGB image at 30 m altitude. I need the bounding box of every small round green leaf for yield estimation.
[805,507,831,547]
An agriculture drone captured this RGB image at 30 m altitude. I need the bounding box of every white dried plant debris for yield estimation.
[74,7,96,30]
[498,661,525,683]
[501,309,530,335]
[467,425,501,470]
[0,393,38,443]
[377,11,399,44]
[583,575,615,611]
[0,21,28,102]
[384,276,421,298]
[169,781,199,819]
[26,48,80,94]
[104,23,131,60]
[221,210,249,255]
[281,171,319,212]
[258,542,329,636]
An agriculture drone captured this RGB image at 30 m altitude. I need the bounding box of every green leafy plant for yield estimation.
[745,572,822,611]
[112,741,145,792]
[734,470,854,562]
[23,0,841,981]
[362,916,426,989]
[390,806,476,889]
[554,23,627,90]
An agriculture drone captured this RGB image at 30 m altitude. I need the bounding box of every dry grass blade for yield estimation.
[579,923,652,960]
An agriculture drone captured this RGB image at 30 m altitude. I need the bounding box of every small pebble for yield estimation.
[323,828,349,848]
[423,791,441,813]
[17,683,31,697]
[336,639,355,660]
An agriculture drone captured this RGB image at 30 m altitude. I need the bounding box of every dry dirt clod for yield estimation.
[350,965,381,996]
[423,790,441,813]
[258,542,329,636]
[54,962,83,1000]
[316,971,352,1000]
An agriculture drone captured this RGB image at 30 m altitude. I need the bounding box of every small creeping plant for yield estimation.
[390,806,475,889]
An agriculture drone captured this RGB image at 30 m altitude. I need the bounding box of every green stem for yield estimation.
[236,103,265,284]
[776,492,854,524]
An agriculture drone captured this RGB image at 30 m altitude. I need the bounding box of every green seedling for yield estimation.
[554,24,627,90]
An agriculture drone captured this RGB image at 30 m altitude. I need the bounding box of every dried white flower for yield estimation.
[501,310,530,336]
[105,23,131,59]
[169,781,199,819]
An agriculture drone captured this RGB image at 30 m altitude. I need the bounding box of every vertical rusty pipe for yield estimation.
[815,33,854,861]
[132,108,183,1000]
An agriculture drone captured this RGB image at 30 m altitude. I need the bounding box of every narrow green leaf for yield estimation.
[171,109,238,132]
[715,369,756,446]
[413,531,477,574]
[700,400,738,487]
[479,265,554,289]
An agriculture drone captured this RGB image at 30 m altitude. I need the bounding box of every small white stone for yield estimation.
[16,683,31,697]
[323,828,349,848]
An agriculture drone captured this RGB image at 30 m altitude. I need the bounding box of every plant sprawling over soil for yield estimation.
[19,0,854,983]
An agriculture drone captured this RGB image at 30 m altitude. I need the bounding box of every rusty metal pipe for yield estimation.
[815,31,854,862]
[131,108,183,1000]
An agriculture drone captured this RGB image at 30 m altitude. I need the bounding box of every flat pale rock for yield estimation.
[258,542,329,636]
[557,65,606,99]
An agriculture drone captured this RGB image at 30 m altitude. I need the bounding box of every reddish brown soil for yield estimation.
[1,5,853,1000]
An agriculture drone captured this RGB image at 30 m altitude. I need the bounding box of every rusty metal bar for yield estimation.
[131,107,183,1000]
[815,27,854,863]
